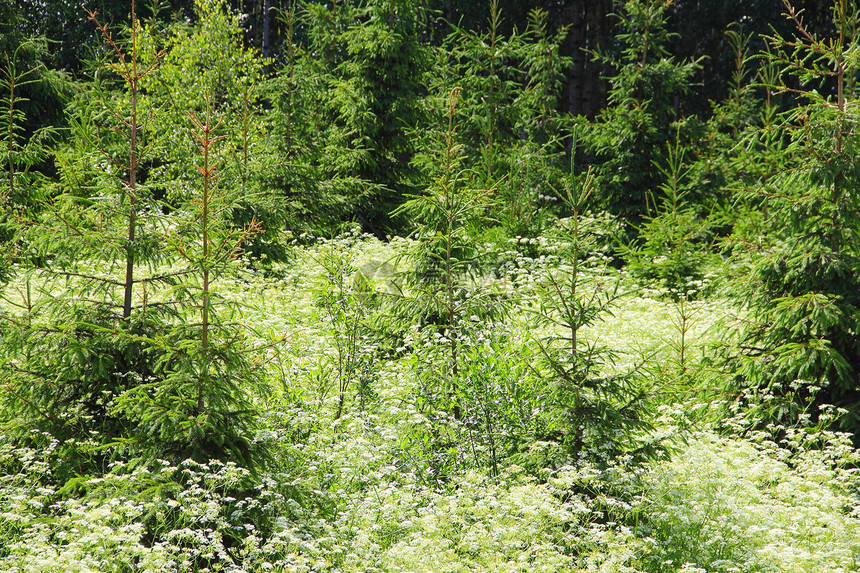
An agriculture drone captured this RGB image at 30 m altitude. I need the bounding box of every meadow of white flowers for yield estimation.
[1,233,858,572]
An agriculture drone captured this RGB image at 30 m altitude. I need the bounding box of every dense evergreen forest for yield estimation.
[3,0,860,570]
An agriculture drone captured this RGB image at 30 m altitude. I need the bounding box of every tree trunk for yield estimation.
[262,0,273,60]
[565,0,610,119]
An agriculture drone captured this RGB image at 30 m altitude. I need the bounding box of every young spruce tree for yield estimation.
[576,0,701,221]
[0,1,165,454]
[438,1,571,241]
[0,36,57,283]
[1,1,267,473]
[532,170,655,464]
[394,87,494,369]
[392,87,500,483]
[113,102,269,468]
[725,0,860,436]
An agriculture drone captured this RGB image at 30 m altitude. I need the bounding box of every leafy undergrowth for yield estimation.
[1,234,858,572]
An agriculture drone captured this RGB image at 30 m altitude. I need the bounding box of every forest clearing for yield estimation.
[2,0,860,571]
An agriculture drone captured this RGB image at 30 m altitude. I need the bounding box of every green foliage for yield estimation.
[635,431,860,573]
[0,7,73,285]
[722,0,860,437]
[111,319,268,468]
[1,4,269,473]
[576,0,701,220]
[0,1,168,465]
[0,38,55,195]
[0,2,71,136]
[2,80,166,463]
[680,25,764,239]
[434,2,572,242]
[397,323,544,484]
[621,134,715,299]
[390,88,533,482]
[140,0,289,263]
[707,27,788,241]
[393,87,496,337]
[112,104,269,468]
[3,226,860,573]
[451,330,542,477]
[0,445,314,572]
[299,0,432,235]
[0,291,167,447]
[7,2,860,571]
[531,171,656,465]
[0,37,56,283]
[441,0,527,184]
[265,6,349,235]
[314,236,379,420]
